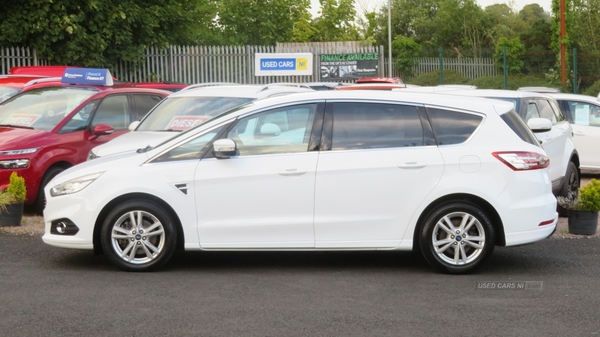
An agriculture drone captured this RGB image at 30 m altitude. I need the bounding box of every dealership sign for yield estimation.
[255,53,313,76]
[320,53,379,81]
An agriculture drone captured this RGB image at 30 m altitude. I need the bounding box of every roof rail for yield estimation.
[182,82,240,91]
[23,77,62,87]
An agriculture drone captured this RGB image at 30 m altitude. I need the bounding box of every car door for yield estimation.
[313,102,444,248]
[562,100,600,169]
[194,103,323,248]
[525,98,570,184]
[57,94,132,164]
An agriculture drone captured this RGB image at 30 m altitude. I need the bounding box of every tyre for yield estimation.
[101,199,177,272]
[419,202,495,274]
[557,161,579,217]
[32,167,64,215]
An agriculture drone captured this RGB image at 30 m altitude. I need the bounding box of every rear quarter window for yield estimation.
[427,108,482,145]
[500,110,540,146]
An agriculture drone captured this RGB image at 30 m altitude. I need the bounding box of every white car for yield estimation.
[43,90,557,274]
[88,84,314,159]
[437,89,580,216]
[548,93,600,172]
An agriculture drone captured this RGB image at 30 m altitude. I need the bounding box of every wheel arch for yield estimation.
[412,193,506,249]
[93,193,185,255]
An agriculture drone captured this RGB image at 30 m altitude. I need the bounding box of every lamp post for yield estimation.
[388,0,392,77]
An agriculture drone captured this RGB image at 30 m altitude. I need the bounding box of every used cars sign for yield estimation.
[61,68,113,86]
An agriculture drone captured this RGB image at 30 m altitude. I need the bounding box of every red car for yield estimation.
[0,68,170,213]
[9,65,73,77]
[355,77,405,85]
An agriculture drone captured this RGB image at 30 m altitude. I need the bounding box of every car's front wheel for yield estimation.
[100,199,177,272]
[419,202,495,274]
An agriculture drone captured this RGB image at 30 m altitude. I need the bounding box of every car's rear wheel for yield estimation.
[558,161,579,217]
[101,199,177,272]
[419,202,495,274]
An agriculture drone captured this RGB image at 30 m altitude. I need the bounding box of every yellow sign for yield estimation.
[297,58,308,70]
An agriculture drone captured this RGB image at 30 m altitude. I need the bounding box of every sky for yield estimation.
[309,0,553,16]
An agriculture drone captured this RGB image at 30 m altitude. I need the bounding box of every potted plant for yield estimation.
[0,172,27,227]
[557,178,600,235]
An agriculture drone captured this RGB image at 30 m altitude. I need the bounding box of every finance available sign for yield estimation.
[255,53,313,76]
[320,53,379,81]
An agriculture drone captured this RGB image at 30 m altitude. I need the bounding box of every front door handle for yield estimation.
[278,168,307,176]
[398,162,426,169]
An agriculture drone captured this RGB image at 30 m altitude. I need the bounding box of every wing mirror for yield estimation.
[527,118,552,133]
[213,139,237,159]
[128,121,140,131]
[92,123,115,136]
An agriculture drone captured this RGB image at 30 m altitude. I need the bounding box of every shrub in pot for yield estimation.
[557,179,600,235]
[0,172,27,227]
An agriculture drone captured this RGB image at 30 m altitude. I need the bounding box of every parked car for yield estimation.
[439,89,580,216]
[355,77,404,84]
[548,93,600,172]
[88,84,314,159]
[9,65,72,77]
[0,68,171,213]
[336,83,407,90]
[43,90,557,274]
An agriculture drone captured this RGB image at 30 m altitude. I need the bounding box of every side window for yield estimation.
[331,103,423,150]
[536,99,558,124]
[427,108,482,145]
[58,100,99,133]
[91,95,130,130]
[227,103,317,156]
[152,125,226,163]
[568,101,600,127]
[525,102,541,121]
[133,94,163,121]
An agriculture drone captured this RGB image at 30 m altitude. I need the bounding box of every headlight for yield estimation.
[50,172,104,197]
[0,148,40,156]
[0,159,29,169]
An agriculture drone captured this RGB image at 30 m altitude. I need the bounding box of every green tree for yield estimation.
[216,0,311,45]
[311,0,359,41]
[494,36,525,74]
[0,0,218,66]
[391,35,421,77]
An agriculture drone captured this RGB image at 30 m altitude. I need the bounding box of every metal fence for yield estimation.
[411,57,497,79]
[112,44,385,84]
[0,47,47,74]
[2,45,499,83]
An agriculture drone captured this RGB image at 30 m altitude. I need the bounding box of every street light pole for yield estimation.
[388,0,392,77]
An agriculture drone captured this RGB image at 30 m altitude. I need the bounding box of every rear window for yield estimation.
[500,110,540,147]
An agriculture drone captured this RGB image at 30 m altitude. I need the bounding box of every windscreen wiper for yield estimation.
[0,124,34,130]
[136,145,153,153]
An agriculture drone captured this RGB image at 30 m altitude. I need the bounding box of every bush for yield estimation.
[407,70,470,86]
[467,75,558,90]
[5,172,26,204]
[583,79,600,97]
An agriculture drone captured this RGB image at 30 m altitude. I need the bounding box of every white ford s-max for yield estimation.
[43,90,557,274]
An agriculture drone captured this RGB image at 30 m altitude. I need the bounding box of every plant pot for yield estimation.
[0,203,24,227]
[568,210,598,235]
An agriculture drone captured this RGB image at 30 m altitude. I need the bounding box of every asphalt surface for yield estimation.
[1,235,599,336]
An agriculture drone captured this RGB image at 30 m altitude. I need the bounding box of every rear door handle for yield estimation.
[398,162,426,169]
[278,168,307,176]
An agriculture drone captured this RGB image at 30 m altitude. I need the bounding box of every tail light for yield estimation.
[493,152,549,171]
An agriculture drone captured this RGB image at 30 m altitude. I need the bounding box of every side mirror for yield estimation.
[128,121,140,131]
[213,139,237,159]
[92,123,115,136]
[527,118,552,133]
[260,123,281,137]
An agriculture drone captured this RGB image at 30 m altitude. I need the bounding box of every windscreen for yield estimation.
[136,96,254,131]
[0,86,20,103]
[0,87,98,131]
